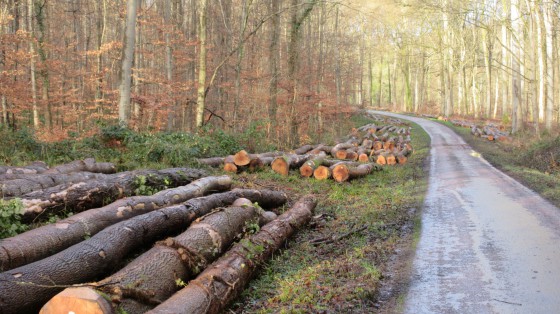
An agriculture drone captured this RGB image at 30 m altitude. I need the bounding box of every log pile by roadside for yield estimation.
[199,115,414,182]
[449,119,511,142]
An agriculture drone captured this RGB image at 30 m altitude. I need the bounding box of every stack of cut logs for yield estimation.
[449,119,511,142]
[199,119,414,183]
[0,159,316,314]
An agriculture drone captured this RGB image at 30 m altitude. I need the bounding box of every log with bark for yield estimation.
[223,155,237,173]
[41,198,281,314]
[330,143,354,159]
[0,188,287,314]
[0,161,48,176]
[271,154,312,176]
[1,172,113,197]
[331,162,381,182]
[0,176,232,271]
[18,168,207,223]
[299,152,327,177]
[146,196,317,314]
[42,158,116,175]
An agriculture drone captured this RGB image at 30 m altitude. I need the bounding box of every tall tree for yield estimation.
[117,0,139,127]
[195,0,207,129]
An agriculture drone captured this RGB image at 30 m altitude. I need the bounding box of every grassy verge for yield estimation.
[441,121,560,208]
[228,119,431,313]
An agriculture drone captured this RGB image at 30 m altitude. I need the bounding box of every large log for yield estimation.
[42,199,281,314]
[0,161,48,176]
[271,154,312,176]
[1,172,113,197]
[0,188,287,314]
[331,163,381,182]
[146,196,317,314]
[0,176,232,271]
[43,158,115,175]
[299,152,327,177]
[19,168,207,223]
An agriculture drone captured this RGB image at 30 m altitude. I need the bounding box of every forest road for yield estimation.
[370,111,560,313]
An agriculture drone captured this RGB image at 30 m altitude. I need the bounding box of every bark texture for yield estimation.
[39,189,287,314]
[0,184,291,314]
[147,196,317,314]
[0,161,48,176]
[19,168,207,223]
[0,176,231,271]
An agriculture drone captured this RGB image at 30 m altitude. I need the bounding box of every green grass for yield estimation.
[441,122,560,208]
[229,118,431,313]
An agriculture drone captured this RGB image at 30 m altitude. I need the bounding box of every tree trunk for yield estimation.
[267,0,280,140]
[511,0,522,133]
[195,0,207,129]
[0,176,231,271]
[146,196,317,314]
[19,168,207,223]
[0,187,286,314]
[27,0,39,129]
[543,2,554,130]
[117,0,138,126]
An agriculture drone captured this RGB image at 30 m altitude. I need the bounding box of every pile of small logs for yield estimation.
[200,117,414,183]
[449,119,511,142]
[0,165,315,313]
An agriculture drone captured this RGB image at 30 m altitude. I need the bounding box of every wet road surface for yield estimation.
[371,111,560,313]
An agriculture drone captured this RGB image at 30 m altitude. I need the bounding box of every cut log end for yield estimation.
[332,164,350,182]
[358,153,370,163]
[233,150,251,166]
[299,164,314,177]
[40,287,112,314]
[313,166,331,180]
[271,157,289,176]
[224,163,238,173]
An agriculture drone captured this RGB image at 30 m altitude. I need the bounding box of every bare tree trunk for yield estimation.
[95,0,106,113]
[118,0,138,127]
[234,0,249,132]
[34,0,51,130]
[165,0,175,131]
[268,0,280,139]
[195,0,207,129]
[27,0,39,129]
[511,0,522,133]
[543,1,554,130]
[334,6,341,108]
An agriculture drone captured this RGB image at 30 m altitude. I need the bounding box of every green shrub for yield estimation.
[0,199,28,238]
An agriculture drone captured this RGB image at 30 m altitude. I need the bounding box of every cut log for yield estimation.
[43,201,266,314]
[19,168,207,223]
[309,144,333,155]
[233,150,251,166]
[223,156,237,173]
[313,165,332,180]
[332,163,381,182]
[299,152,327,177]
[43,158,116,175]
[271,154,311,176]
[0,188,287,314]
[330,143,353,159]
[0,176,232,272]
[1,172,114,197]
[358,153,370,163]
[383,152,397,165]
[344,151,358,161]
[372,140,384,151]
[198,157,225,167]
[376,154,387,165]
[0,161,48,176]
[294,144,314,155]
[39,287,112,314]
[146,196,317,314]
